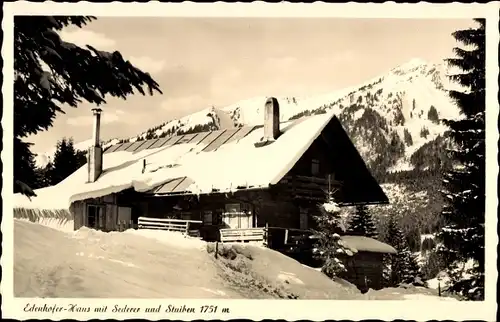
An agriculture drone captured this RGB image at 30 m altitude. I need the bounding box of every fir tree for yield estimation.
[346,205,378,239]
[14,16,162,190]
[312,191,352,278]
[403,128,413,146]
[13,137,39,194]
[420,127,430,139]
[75,149,87,167]
[49,138,87,185]
[33,161,54,189]
[436,19,485,301]
[383,214,420,286]
[428,105,440,124]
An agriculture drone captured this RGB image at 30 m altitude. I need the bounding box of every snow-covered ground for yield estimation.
[425,259,477,292]
[13,219,458,300]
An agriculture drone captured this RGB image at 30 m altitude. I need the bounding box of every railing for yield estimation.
[117,220,136,232]
[138,217,202,236]
[267,226,312,245]
[218,226,312,247]
[219,227,266,243]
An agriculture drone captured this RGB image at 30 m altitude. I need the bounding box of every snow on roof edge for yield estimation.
[341,235,397,254]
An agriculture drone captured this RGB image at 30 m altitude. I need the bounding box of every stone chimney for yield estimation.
[87,108,103,183]
[263,97,280,141]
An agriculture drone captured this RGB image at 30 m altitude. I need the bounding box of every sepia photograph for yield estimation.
[1,2,497,321]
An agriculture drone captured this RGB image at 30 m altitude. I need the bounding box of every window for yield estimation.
[222,203,253,229]
[87,205,106,229]
[225,203,241,213]
[311,159,320,175]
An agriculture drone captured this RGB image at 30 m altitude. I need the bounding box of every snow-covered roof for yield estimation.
[14,110,388,210]
[341,236,397,254]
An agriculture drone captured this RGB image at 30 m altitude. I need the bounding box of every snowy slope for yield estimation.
[36,58,460,174]
[13,219,359,299]
[14,219,457,300]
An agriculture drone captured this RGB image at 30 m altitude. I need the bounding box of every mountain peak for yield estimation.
[401,57,429,68]
[391,58,431,75]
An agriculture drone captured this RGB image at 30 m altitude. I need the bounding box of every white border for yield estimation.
[2,2,498,321]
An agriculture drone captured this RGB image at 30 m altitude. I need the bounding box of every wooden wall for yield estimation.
[253,190,299,228]
[290,135,335,177]
[71,193,132,231]
[69,185,319,233]
[71,201,85,230]
[339,251,385,292]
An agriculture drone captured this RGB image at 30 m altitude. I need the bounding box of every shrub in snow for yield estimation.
[312,194,350,278]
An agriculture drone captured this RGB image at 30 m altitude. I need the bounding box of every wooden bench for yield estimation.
[219,227,266,243]
[137,217,202,236]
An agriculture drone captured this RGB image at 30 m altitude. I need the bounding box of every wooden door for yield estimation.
[87,204,106,230]
[87,205,97,228]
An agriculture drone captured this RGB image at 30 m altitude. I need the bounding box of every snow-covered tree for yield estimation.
[312,192,352,278]
[346,205,378,239]
[14,16,162,191]
[436,18,485,301]
[384,214,420,286]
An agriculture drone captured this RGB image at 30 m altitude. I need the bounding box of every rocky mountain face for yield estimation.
[37,58,460,180]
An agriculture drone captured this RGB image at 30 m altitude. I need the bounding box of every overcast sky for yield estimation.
[27,17,474,154]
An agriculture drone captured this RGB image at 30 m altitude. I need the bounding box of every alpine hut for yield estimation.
[13,97,389,240]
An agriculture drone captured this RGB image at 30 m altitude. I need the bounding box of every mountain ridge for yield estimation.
[35,58,460,178]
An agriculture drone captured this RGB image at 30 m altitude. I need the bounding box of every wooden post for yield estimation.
[284,229,289,245]
[215,241,219,259]
[438,282,441,297]
[186,221,190,235]
[264,223,269,248]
